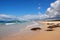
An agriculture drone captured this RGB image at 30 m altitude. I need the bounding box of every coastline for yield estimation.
[1,21,60,40]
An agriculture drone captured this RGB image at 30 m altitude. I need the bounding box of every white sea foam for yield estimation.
[5,23,16,25]
[0,21,35,37]
[26,21,39,28]
[24,21,42,30]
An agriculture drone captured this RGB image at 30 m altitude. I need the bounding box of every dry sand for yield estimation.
[1,29,60,40]
[1,21,60,40]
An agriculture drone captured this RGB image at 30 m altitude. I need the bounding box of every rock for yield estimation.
[45,29,53,31]
[30,27,41,31]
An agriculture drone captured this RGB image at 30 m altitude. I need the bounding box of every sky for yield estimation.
[0,0,55,16]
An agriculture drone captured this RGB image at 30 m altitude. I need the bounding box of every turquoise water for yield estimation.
[0,20,43,38]
[0,21,37,37]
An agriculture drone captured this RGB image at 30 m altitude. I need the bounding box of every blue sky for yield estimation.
[0,0,55,16]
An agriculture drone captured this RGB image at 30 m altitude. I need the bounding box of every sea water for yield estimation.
[0,21,41,37]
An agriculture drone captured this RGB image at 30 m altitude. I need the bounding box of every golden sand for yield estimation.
[1,30,60,40]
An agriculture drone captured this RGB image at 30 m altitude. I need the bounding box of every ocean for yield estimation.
[0,21,41,37]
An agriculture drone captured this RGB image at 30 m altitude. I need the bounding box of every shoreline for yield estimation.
[1,21,60,40]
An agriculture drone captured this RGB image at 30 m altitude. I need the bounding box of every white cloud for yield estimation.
[0,14,17,21]
[0,14,16,18]
[46,0,60,19]
[22,0,60,20]
[18,14,49,21]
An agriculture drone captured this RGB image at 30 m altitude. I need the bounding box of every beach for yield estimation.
[0,0,60,40]
[0,21,60,40]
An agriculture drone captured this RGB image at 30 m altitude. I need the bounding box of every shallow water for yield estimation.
[0,21,43,38]
[0,21,38,37]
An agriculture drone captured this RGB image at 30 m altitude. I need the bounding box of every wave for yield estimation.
[5,23,16,25]
[25,21,42,30]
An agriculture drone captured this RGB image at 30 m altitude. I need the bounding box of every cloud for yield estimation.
[0,14,17,21]
[46,0,60,18]
[0,14,16,18]
[18,0,60,21]
[20,0,60,20]
[18,14,49,21]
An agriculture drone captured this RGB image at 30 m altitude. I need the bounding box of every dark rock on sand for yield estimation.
[45,29,53,31]
[56,23,60,27]
[31,27,41,31]
[47,25,57,29]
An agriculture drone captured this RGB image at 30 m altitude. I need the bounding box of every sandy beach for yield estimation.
[1,28,60,40]
[0,0,60,40]
[1,21,60,40]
